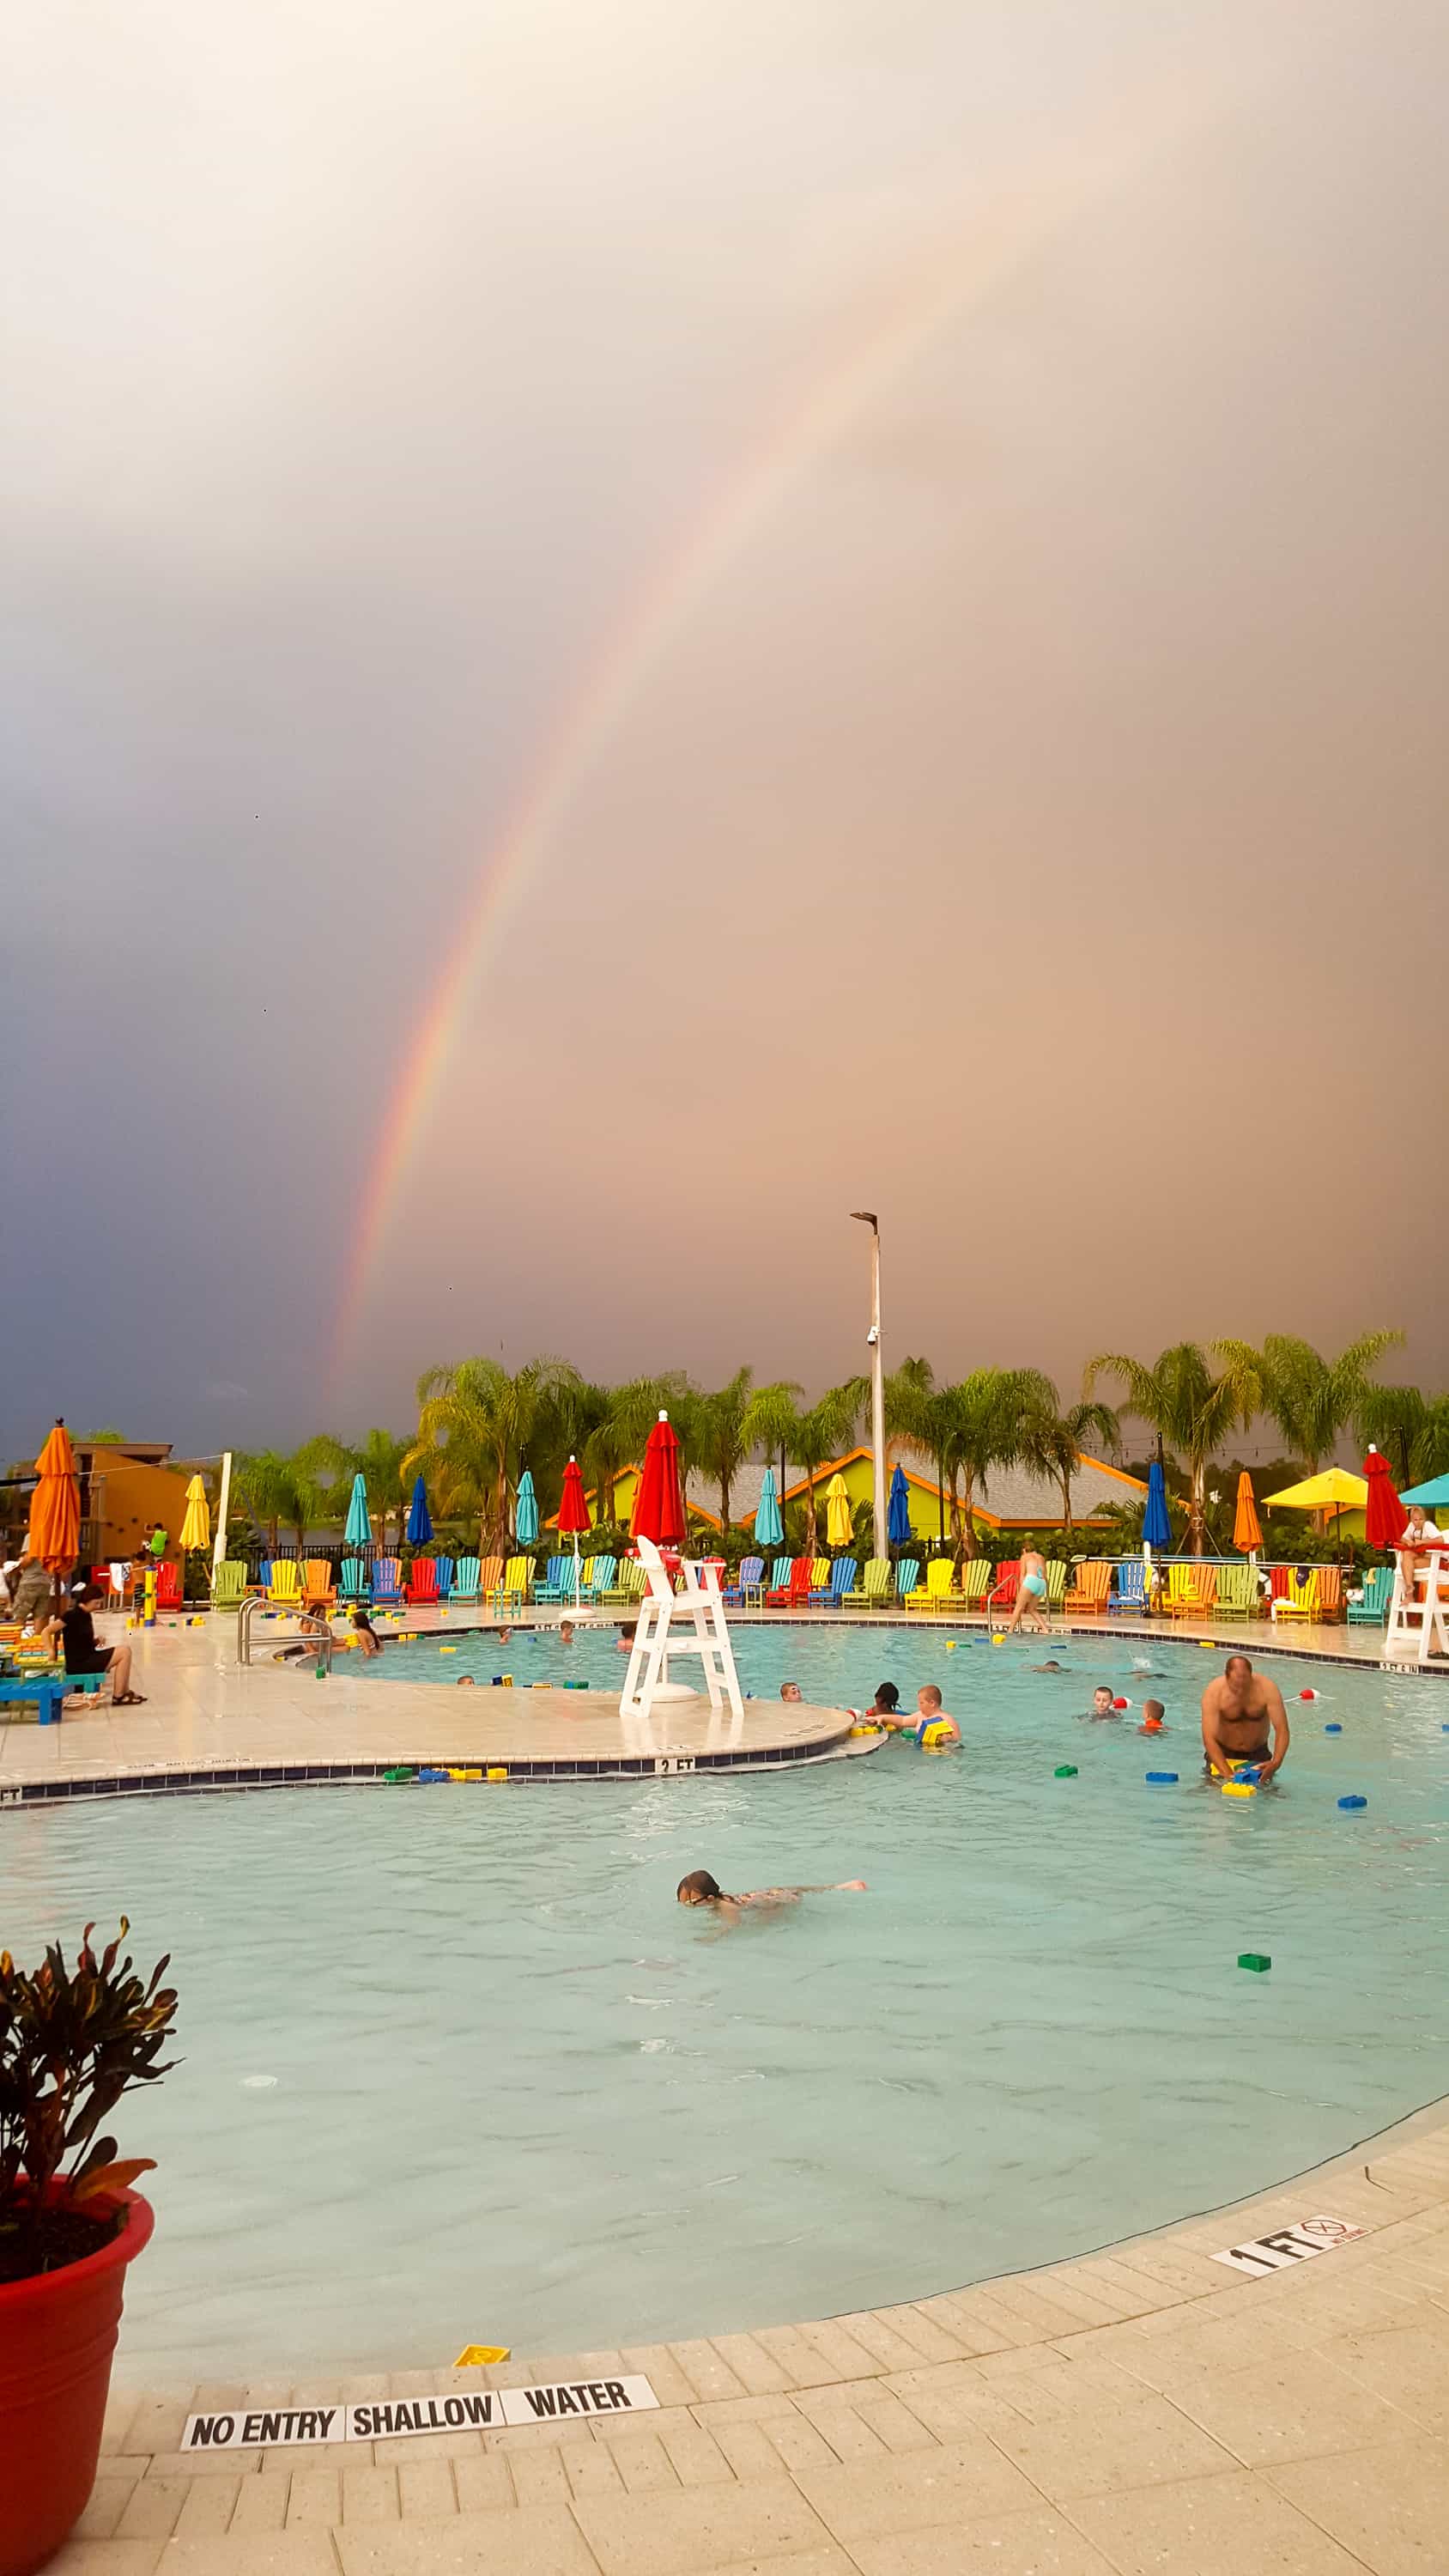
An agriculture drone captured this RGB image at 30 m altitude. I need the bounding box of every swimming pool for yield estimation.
[6,1634,1448,2381]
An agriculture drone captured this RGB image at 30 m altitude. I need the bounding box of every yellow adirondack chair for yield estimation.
[1164,1564,1218,1618]
[267,1559,302,1608]
[908,1559,956,1613]
[1064,1560,1112,1614]
[500,1555,532,1607]
[1271,1568,1322,1623]
[959,1559,992,1608]
[1214,1564,1258,1617]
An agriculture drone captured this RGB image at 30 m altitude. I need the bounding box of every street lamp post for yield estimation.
[851,1212,887,1562]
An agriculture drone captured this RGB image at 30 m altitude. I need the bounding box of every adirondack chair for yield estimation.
[609,1558,646,1603]
[1109,1561,1148,1613]
[1214,1564,1258,1618]
[1064,1560,1112,1615]
[822,1557,857,1607]
[268,1559,303,1609]
[1046,1560,1067,1609]
[476,1556,504,1603]
[301,1558,336,1611]
[451,1557,482,1603]
[782,1558,815,1607]
[893,1557,921,1602]
[534,1555,573,1604]
[959,1559,993,1609]
[584,1554,618,1602]
[987,1559,1020,1612]
[1164,1564,1217,1618]
[724,1554,764,1605]
[906,1559,955,1613]
[339,1559,370,1603]
[1348,1564,1393,1625]
[433,1555,454,1599]
[211,1559,250,1612]
[857,1557,893,1607]
[764,1556,794,1601]
[155,1561,183,1610]
[576,1557,598,1600]
[500,1555,532,1607]
[371,1556,403,1604]
[1316,1566,1344,1621]
[1270,1567,1321,1622]
[407,1557,440,1606]
[807,1558,834,1604]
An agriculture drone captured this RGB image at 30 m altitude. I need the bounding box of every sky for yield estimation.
[3,0,1446,1461]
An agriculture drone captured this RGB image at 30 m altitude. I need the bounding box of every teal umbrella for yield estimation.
[754,1468,783,1548]
[1401,1473,1449,1509]
[515,1470,539,1547]
[344,1473,372,1549]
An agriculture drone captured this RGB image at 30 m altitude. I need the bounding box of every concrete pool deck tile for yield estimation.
[846,2395,943,2456]
[667,2339,751,2401]
[979,2386,1240,2503]
[708,2332,797,2394]
[1165,2352,1420,2468]
[450,2454,517,2515]
[829,2315,943,2377]
[334,2504,602,2576]
[283,2472,343,2529]
[1265,2433,1449,2572]
[568,2478,831,2573]
[341,2464,402,2523]
[228,2480,292,2536]
[653,2421,736,2487]
[508,2451,573,2507]
[618,2346,702,2407]
[909,2290,1045,2353]
[165,2539,343,2576]
[1070,2467,1372,2573]
[592,2432,680,2493]
[869,2305,979,2363]
[791,2437,1045,2540]
[848,2513,1122,2576]
[76,2477,147,2541]
[173,2481,248,2539]
[1312,2318,1449,2433]
[40,2545,168,2576]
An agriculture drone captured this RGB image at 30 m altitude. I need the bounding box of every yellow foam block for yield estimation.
[487,1766,508,1782]
[439,1645,457,1654]
[448,1768,482,1782]
[1221,1781,1257,1798]
[500,1675,513,1686]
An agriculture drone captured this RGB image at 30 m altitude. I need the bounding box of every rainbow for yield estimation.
[330,63,1222,1382]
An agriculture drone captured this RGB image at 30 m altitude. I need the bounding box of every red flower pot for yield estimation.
[0,2185,155,2576]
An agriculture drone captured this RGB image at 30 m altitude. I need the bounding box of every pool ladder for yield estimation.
[237,1594,334,1674]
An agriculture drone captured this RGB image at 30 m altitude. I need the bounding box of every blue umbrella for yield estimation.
[1143,1459,1172,1552]
[754,1467,784,1549]
[405,1475,433,1546]
[344,1473,372,1550]
[887,1464,912,1548]
[515,1470,539,1548]
[1401,1472,1449,1510]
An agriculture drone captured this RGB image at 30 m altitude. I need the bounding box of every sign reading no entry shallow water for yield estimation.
[182,2376,658,2451]
[1211,2214,1364,2278]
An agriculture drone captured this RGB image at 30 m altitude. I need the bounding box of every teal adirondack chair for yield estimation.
[1348,1564,1393,1625]
[451,1557,482,1602]
[894,1558,921,1601]
[339,1559,370,1603]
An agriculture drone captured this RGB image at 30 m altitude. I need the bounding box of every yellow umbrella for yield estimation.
[1232,1471,1263,1553]
[825,1473,853,1550]
[1263,1469,1367,1511]
[179,1474,211,1554]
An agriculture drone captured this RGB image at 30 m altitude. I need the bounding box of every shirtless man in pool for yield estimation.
[1201,1654,1290,1784]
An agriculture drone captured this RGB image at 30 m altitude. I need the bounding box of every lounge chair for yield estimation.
[339,1559,370,1604]
[1316,1567,1344,1621]
[1270,1568,1322,1623]
[581,1555,617,1602]
[1064,1560,1112,1616]
[155,1562,183,1610]
[1214,1564,1258,1618]
[987,1559,1020,1613]
[610,1558,648,1603]
[433,1555,454,1599]
[500,1555,532,1608]
[268,1559,303,1610]
[783,1558,815,1607]
[957,1558,992,1611]
[1348,1564,1393,1625]
[211,1559,250,1613]
[807,1557,833,1604]
[893,1557,921,1603]
[301,1558,336,1611]
[724,1555,764,1606]
[451,1557,482,1603]
[371,1556,403,1605]
[1109,1561,1148,1614]
[906,1559,955,1614]
[534,1555,573,1604]
[407,1558,440,1607]
[477,1556,504,1604]
[1164,1564,1217,1619]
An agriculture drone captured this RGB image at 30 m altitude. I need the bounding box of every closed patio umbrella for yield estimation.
[514,1470,539,1549]
[1363,1448,1407,1550]
[405,1475,433,1547]
[887,1464,912,1550]
[28,1420,80,1582]
[754,1468,783,1550]
[1232,1471,1262,1556]
[344,1473,372,1550]
[1143,1460,1172,1555]
[558,1456,590,1604]
[179,1474,211,1555]
[632,1413,686,1548]
[825,1473,852,1551]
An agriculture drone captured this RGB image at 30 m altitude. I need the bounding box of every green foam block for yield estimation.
[1054,1764,1078,1777]
[1238,1953,1271,1973]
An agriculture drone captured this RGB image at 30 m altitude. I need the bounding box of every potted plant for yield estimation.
[0,1921,178,2576]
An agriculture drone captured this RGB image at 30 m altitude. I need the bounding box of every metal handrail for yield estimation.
[237,1594,333,1674]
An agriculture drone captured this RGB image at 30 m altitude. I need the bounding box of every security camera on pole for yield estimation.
[851,1212,887,1564]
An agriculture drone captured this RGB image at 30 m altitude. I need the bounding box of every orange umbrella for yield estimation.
[1232,1470,1263,1554]
[28,1419,81,1572]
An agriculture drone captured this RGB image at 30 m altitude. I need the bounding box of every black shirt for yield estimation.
[60,1605,107,1673]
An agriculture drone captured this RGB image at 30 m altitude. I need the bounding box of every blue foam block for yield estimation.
[1325,1722,1342,1733]
[1337,1794,1367,1810]
[1145,1771,1179,1783]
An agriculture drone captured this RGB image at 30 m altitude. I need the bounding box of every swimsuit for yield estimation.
[1206,1741,1270,1775]
[1022,1571,1047,1600]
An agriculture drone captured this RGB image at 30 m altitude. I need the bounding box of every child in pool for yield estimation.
[879,1685,960,1746]
[1138,1698,1166,1735]
[676,1869,866,1915]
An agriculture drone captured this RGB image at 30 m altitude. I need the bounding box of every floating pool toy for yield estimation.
[1238,1952,1270,1972]
[1325,1722,1342,1734]
[1145,1771,1179,1784]
[1197,1638,1216,1649]
[1338,1794,1367,1811]
[383,1766,415,1783]
[1054,1763,1078,1777]
[439,1645,457,1654]
[1113,1697,1130,1710]
[991,1634,1005,1645]
[565,1679,588,1691]
[447,1768,482,1782]
[1298,1688,1321,1703]
[944,1642,956,1650]
[1222,1781,1256,1799]
[919,1722,955,1749]
[487,1765,508,1782]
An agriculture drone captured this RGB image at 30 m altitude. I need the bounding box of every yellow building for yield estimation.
[760,1447,1147,1539]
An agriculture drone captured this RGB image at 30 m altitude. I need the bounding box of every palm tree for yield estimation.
[741,1381,862,1555]
[1085,1342,1261,1557]
[1355,1384,1449,1490]
[1216,1332,1401,1474]
[689,1370,755,1534]
[408,1357,582,1557]
[740,1380,803,1531]
[937,1368,1057,1561]
[1016,1398,1122,1533]
[232,1450,301,1558]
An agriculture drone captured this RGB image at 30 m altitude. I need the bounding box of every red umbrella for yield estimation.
[1363,1446,1407,1550]
[558,1455,590,1606]
[631,1412,686,1548]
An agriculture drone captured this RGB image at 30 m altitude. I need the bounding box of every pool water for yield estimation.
[6,1632,1449,2383]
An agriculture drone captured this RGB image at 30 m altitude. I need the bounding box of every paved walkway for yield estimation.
[67,2099,1449,2576]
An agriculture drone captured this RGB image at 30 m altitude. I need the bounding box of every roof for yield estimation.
[757,1445,1146,1528]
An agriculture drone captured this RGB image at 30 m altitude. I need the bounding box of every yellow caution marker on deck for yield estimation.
[454,2345,511,2367]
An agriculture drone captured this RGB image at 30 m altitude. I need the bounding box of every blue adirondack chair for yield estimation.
[822,1558,857,1607]
[580,1554,617,1601]
[894,1558,921,1601]
[535,1554,574,1604]
[371,1556,403,1604]
[451,1556,482,1602]
[1348,1564,1393,1625]
[433,1554,454,1599]
[724,1554,765,1605]
[1110,1560,1147,1613]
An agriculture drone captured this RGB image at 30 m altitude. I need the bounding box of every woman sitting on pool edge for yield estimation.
[677,1870,866,1915]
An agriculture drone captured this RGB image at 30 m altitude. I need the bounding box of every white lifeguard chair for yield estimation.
[621,1537,744,1729]
[1382,1544,1449,1668]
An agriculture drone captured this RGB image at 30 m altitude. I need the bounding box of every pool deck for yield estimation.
[71,2093,1449,2576]
[0,1599,1431,1803]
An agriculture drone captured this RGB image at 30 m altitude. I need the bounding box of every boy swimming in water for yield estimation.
[677,1870,866,1916]
[878,1685,961,1746]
